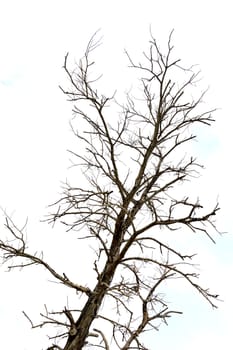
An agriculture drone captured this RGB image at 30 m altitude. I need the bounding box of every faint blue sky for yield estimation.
[0,0,232,349]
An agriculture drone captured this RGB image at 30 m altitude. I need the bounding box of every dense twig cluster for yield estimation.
[0,31,219,350]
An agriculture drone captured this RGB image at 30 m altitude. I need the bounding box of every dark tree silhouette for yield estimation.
[0,31,220,350]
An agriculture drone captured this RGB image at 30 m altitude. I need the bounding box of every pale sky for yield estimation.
[0,0,232,349]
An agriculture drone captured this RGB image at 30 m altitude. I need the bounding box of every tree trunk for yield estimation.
[64,258,118,349]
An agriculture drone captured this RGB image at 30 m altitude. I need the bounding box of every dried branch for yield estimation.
[0,30,221,350]
[0,213,91,297]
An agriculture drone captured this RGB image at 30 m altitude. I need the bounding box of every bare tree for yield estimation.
[0,31,220,350]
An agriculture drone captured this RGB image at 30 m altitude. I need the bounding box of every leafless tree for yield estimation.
[0,31,220,350]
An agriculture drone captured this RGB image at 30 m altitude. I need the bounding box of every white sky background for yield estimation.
[0,0,232,349]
